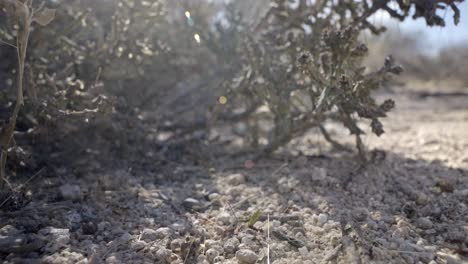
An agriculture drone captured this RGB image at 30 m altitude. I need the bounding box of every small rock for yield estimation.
[317,213,328,227]
[59,184,81,201]
[206,248,220,262]
[240,235,254,246]
[415,193,429,205]
[224,237,240,253]
[171,238,183,251]
[170,222,188,233]
[216,211,232,225]
[106,255,118,264]
[227,173,246,186]
[155,248,171,262]
[213,256,225,263]
[141,228,158,242]
[81,221,97,235]
[236,249,258,264]
[0,225,19,236]
[298,246,309,258]
[132,240,147,251]
[205,239,221,249]
[155,227,172,239]
[119,232,132,243]
[182,198,203,210]
[416,217,433,230]
[352,208,368,222]
[208,193,221,201]
[435,179,454,193]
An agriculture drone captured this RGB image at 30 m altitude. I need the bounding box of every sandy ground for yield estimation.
[0,89,467,264]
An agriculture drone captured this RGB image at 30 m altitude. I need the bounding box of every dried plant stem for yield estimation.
[0,1,31,189]
[319,125,352,152]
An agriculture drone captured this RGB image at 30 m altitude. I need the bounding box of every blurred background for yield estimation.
[366,1,468,91]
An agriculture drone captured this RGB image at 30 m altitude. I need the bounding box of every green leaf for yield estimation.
[247,210,261,227]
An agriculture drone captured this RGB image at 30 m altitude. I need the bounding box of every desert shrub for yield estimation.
[204,0,464,158]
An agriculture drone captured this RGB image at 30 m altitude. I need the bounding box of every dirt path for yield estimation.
[1,90,467,264]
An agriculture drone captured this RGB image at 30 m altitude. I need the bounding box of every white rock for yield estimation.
[317,213,328,227]
[227,173,246,186]
[208,193,221,201]
[298,246,309,257]
[236,249,258,264]
[216,211,232,225]
[213,256,225,263]
[105,255,119,264]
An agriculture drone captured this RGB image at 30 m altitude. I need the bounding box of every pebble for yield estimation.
[240,235,255,247]
[298,246,309,258]
[170,238,183,251]
[155,227,172,239]
[352,208,368,222]
[182,198,203,210]
[0,225,19,236]
[59,184,82,201]
[208,193,221,201]
[155,248,171,262]
[119,232,132,243]
[106,255,118,264]
[224,237,240,253]
[213,256,225,263]
[236,249,258,264]
[81,221,98,235]
[206,248,220,262]
[227,173,246,186]
[317,213,328,227]
[216,211,232,225]
[140,228,158,242]
[170,222,188,233]
[416,217,433,230]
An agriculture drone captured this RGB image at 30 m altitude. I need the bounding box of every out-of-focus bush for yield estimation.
[0,0,464,184]
[366,29,468,89]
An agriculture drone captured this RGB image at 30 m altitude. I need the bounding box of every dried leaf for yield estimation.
[14,0,29,21]
[33,8,55,26]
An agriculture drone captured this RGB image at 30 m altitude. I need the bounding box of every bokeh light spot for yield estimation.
[194,33,201,44]
[218,95,227,105]
[244,160,255,169]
